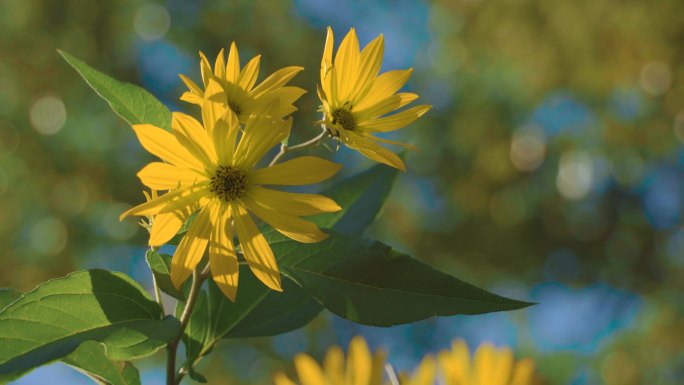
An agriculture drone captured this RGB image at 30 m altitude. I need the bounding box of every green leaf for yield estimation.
[0,269,180,382]
[265,229,532,326]
[178,267,321,372]
[63,341,141,385]
[146,250,185,300]
[59,50,171,131]
[0,288,20,310]
[311,162,398,234]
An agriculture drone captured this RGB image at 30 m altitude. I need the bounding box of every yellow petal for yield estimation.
[238,55,261,91]
[180,74,203,95]
[250,156,342,186]
[255,86,307,117]
[369,349,387,385]
[232,203,282,291]
[149,211,183,247]
[357,105,431,133]
[342,131,406,171]
[247,186,341,216]
[371,136,417,151]
[137,162,206,190]
[199,51,212,88]
[213,109,240,166]
[273,373,298,385]
[320,26,334,84]
[294,354,328,385]
[234,115,291,168]
[202,78,229,136]
[131,124,205,172]
[170,203,213,288]
[243,197,328,243]
[209,203,239,301]
[226,42,241,83]
[474,343,495,385]
[323,345,344,384]
[511,358,536,385]
[119,182,209,220]
[354,93,419,122]
[353,69,413,111]
[172,112,218,166]
[351,34,384,102]
[334,28,361,102]
[348,336,372,385]
[251,66,304,99]
[490,347,514,385]
[180,91,203,105]
[213,48,226,80]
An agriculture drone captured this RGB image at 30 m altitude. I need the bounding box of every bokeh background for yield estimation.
[2,0,683,384]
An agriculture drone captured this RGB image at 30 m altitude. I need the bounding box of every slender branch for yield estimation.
[269,127,329,166]
[149,246,166,314]
[166,264,211,385]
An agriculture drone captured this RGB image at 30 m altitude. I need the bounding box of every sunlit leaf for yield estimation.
[63,341,141,385]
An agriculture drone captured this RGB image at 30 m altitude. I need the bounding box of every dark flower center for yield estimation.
[331,108,355,131]
[228,101,242,117]
[210,166,247,202]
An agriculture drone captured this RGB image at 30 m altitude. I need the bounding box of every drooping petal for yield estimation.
[226,42,241,83]
[357,104,431,133]
[353,69,413,111]
[334,28,361,102]
[137,162,206,190]
[342,131,407,171]
[171,112,218,166]
[131,124,205,172]
[149,211,184,247]
[119,182,210,220]
[351,34,384,102]
[179,74,204,98]
[251,66,304,99]
[180,91,203,105]
[170,203,213,288]
[250,156,342,186]
[208,203,239,301]
[293,354,328,385]
[232,203,282,291]
[370,136,417,151]
[247,186,341,216]
[238,55,261,91]
[354,93,419,122]
[243,197,328,243]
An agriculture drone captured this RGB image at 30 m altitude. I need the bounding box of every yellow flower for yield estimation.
[318,27,432,171]
[121,79,342,300]
[274,336,387,385]
[436,340,536,385]
[180,41,306,123]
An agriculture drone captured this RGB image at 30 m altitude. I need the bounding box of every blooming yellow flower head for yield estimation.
[274,336,387,385]
[180,42,306,123]
[318,27,432,171]
[121,79,342,301]
[435,340,536,385]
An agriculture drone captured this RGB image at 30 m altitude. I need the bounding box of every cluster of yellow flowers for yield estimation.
[275,336,538,385]
[121,28,431,300]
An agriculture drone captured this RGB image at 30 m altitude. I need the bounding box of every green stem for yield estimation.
[167,264,210,385]
[269,127,329,166]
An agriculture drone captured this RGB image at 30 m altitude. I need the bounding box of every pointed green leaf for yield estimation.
[0,269,180,382]
[0,288,20,310]
[311,162,398,234]
[146,251,185,300]
[264,229,532,326]
[63,341,141,385]
[178,268,321,372]
[59,50,171,131]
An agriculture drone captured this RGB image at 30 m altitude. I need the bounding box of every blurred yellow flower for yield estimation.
[318,27,431,171]
[180,41,305,123]
[274,336,387,385]
[121,80,341,300]
[400,340,536,385]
